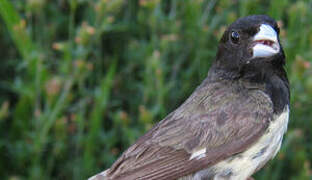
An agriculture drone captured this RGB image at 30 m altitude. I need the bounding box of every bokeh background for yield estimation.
[0,0,311,179]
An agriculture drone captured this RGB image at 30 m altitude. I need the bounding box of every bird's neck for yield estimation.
[208,62,290,114]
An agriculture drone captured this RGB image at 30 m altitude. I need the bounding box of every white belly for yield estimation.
[211,106,289,180]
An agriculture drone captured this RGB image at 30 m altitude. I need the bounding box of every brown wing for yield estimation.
[106,78,273,180]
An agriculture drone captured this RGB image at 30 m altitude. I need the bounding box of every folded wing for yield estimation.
[103,79,273,180]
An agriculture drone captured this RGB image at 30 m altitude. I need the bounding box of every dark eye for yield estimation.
[231,31,240,44]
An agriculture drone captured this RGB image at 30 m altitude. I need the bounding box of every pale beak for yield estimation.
[252,24,280,58]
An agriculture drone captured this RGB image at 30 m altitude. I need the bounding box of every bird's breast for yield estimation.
[182,105,289,180]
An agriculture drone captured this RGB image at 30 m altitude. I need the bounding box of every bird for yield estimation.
[89,15,290,180]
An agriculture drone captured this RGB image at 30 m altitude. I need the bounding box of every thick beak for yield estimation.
[252,24,280,58]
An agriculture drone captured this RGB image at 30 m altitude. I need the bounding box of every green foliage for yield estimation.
[0,0,311,179]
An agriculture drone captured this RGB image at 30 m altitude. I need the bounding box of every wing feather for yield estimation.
[105,78,273,180]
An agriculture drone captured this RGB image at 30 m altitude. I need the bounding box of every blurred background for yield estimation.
[0,0,311,179]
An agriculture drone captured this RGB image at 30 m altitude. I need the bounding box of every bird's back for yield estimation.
[90,79,276,180]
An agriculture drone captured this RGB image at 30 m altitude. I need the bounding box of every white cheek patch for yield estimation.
[190,148,206,160]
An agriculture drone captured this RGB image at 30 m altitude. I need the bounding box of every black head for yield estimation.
[209,15,289,113]
[212,15,285,78]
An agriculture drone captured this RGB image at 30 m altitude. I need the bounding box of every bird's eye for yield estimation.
[231,31,240,44]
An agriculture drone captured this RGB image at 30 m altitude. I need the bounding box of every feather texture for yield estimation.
[96,78,274,180]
